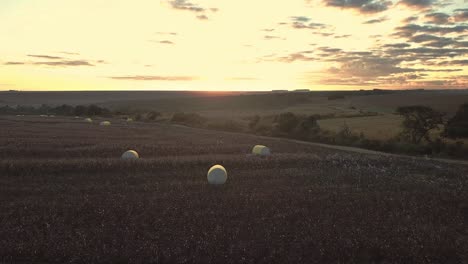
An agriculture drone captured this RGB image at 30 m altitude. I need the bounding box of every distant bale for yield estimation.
[126,118,133,122]
[121,150,139,160]
[207,165,227,185]
[84,118,93,123]
[252,145,271,156]
[100,121,111,126]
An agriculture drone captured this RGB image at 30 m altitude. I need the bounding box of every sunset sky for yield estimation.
[0,0,467,91]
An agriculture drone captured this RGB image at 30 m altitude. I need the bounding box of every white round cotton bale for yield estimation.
[100,121,111,126]
[121,150,139,160]
[126,118,133,122]
[252,145,271,156]
[84,118,93,123]
[207,165,227,185]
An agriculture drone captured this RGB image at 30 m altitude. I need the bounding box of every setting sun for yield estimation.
[1,0,466,91]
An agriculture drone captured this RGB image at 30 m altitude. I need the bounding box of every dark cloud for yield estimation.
[403,16,418,23]
[410,34,456,47]
[399,0,434,9]
[109,75,198,81]
[383,43,411,48]
[27,54,64,60]
[322,0,392,13]
[425,12,451,24]
[331,57,417,78]
[363,16,388,24]
[387,47,468,59]
[159,40,175,44]
[393,24,468,38]
[454,9,468,22]
[433,59,468,66]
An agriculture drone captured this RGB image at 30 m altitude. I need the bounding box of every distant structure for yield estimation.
[271,90,288,93]
[292,89,310,93]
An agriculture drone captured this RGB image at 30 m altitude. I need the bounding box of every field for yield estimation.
[1,116,467,263]
[318,114,403,140]
[3,90,468,141]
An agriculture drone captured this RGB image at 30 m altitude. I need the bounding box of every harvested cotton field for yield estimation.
[0,116,467,263]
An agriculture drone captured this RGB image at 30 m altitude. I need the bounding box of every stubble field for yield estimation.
[0,116,467,263]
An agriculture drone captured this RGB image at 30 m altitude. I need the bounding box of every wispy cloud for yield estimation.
[168,0,217,20]
[227,77,259,81]
[33,60,95,66]
[363,16,388,24]
[27,54,64,60]
[4,61,25,65]
[4,54,104,67]
[109,75,198,81]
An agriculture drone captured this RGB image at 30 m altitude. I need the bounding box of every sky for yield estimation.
[0,0,467,91]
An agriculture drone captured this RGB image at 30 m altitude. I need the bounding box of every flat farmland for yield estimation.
[1,116,467,263]
[318,114,403,140]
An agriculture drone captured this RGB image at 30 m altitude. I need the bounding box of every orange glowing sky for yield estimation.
[0,0,467,91]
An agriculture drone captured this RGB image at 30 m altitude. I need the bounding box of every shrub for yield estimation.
[147,111,161,121]
[171,112,206,126]
[444,103,468,139]
[274,112,299,134]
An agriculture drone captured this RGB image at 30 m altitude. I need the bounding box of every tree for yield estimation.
[444,103,468,138]
[248,115,260,131]
[396,105,444,144]
[295,115,320,139]
[275,112,299,134]
[73,105,87,116]
[147,111,161,121]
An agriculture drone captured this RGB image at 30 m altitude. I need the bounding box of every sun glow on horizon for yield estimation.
[0,0,466,91]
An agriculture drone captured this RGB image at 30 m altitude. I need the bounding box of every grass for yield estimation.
[318,114,403,140]
[1,116,468,263]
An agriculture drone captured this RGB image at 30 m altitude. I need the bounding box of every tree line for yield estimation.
[0,104,111,117]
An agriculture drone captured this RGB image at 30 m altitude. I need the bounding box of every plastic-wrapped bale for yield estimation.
[126,118,133,122]
[84,118,93,123]
[121,150,139,160]
[100,121,111,126]
[207,165,227,185]
[252,145,271,156]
